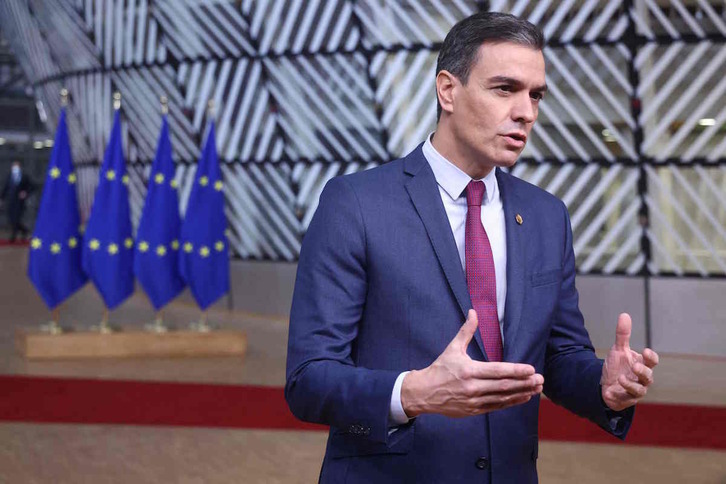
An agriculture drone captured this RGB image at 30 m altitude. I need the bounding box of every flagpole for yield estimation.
[38,87,71,336]
[88,91,122,335]
[193,99,215,335]
[141,94,172,335]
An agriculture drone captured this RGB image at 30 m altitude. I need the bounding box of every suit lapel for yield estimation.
[403,147,487,359]
[496,169,526,362]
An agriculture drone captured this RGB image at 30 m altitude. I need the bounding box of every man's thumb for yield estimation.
[614,313,632,350]
[453,309,479,350]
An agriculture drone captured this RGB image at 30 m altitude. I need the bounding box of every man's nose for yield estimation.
[511,94,537,124]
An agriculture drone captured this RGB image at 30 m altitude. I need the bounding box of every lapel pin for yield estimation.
[515,214,523,225]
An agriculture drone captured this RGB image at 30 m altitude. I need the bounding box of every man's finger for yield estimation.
[475,392,534,412]
[469,375,543,396]
[619,374,647,398]
[469,361,536,379]
[642,348,659,368]
[632,362,653,386]
[614,313,632,350]
[452,310,479,351]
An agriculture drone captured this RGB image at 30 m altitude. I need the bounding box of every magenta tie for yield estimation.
[465,181,503,362]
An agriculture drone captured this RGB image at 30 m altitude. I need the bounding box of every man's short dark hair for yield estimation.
[435,12,545,120]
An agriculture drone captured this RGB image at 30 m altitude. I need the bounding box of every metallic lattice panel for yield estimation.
[511,163,643,274]
[1,0,725,277]
[646,165,726,276]
[638,43,726,162]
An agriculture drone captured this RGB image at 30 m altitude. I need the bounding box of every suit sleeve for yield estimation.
[285,176,400,444]
[542,201,634,439]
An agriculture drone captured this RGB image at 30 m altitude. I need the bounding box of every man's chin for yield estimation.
[493,154,521,169]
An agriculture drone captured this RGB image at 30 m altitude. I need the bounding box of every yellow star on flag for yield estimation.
[108,243,119,255]
[171,240,179,250]
[50,167,61,179]
[89,239,100,250]
[106,170,116,181]
[199,176,209,187]
[199,246,210,258]
[68,173,77,184]
[31,238,42,249]
[122,175,129,185]
[154,173,165,184]
[183,242,193,253]
[214,181,223,191]
[156,245,167,257]
[215,241,224,252]
[124,238,134,249]
[170,179,178,189]
[50,242,61,254]
[68,237,78,248]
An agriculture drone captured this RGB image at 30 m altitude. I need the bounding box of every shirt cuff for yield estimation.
[389,371,411,426]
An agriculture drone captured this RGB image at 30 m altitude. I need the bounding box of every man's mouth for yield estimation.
[501,132,527,148]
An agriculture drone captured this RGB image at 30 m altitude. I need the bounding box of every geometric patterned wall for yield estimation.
[1,0,725,277]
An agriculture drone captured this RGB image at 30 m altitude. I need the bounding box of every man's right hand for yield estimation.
[401,309,544,418]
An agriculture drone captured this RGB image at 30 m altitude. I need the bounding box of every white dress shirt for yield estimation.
[389,134,508,425]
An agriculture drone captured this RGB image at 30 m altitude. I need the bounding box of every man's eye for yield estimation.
[531,92,544,101]
[497,85,512,93]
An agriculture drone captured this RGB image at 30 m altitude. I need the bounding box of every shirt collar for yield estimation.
[422,132,498,204]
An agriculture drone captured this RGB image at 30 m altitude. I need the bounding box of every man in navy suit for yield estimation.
[1,160,33,242]
[286,12,659,483]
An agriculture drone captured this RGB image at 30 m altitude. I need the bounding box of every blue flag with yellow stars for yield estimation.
[81,110,134,309]
[134,115,185,310]
[27,108,88,309]
[179,121,229,310]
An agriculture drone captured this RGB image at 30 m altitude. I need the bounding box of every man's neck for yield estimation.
[430,129,493,180]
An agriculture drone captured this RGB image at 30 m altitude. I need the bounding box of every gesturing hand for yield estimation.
[401,310,544,418]
[601,313,659,411]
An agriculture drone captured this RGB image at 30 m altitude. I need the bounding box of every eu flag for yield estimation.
[179,121,229,309]
[134,115,185,310]
[27,108,88,308]
[81,110,134,309]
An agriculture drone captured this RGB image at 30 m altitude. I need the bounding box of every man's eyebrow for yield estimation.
[487,76,548,93]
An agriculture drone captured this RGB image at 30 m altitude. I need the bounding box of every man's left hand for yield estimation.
[600,313,659,411]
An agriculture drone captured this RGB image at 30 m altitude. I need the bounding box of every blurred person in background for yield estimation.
[1,160,33,242]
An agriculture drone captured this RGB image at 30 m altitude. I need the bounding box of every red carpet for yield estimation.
[1,375,724,450]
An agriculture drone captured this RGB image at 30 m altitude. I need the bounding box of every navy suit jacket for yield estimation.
[286,145,633,483]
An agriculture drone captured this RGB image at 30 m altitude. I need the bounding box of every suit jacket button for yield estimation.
[475,457,489,470]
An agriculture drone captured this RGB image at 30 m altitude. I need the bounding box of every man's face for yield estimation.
[447,42,546,171]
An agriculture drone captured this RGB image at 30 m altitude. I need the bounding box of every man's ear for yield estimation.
[436,70,457,116]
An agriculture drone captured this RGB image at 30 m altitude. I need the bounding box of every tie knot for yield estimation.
[465,180,486,207]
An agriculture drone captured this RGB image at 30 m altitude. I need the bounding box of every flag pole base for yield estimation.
[145,311,169,333]
[89,321,115,334]
[189,311,214,333]
[89,308,115,334]
[188,321,214,333]
[39,321,63,335]
[145,319,169,333]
